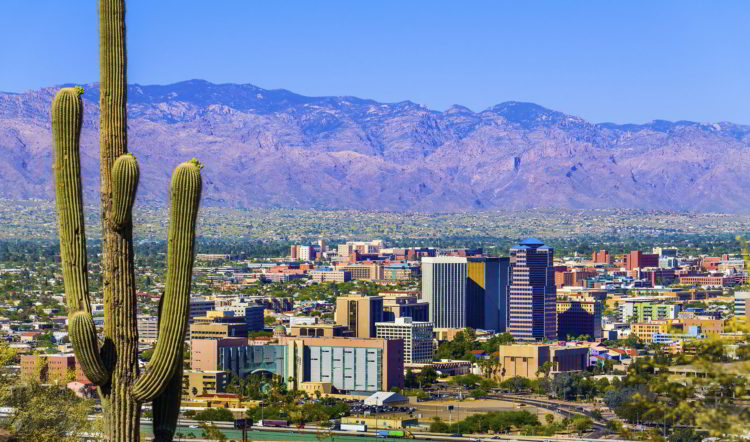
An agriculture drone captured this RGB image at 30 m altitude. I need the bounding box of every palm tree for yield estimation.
[536,361,554,378]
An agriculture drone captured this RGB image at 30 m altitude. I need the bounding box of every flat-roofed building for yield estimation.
[508,239,556,341]
[189,299,216,322]
[190,322,248,340]
[382,264,417,281]
[241,296,294,313]
[21,354,75,382]
[592,250,612,264]
[193,335,404,393]
[495,344,589,380]
[191,337,249,371]
[621,302,681,323]
[678,275,744,287]
[422,256,509,331]
[630,322,669,342]
[670,318,724,336]
[190,311,249,340]
[182,370,230,398]
[215,304,264,332]
[20,354,90,384]
[299,245,317,261]
[191,338,288,381]
[137,315,159,342]
[338,241,383,258]
[335,294,384,338]
[375,317,434,363]
[735,292,750,319]
[337,263,384,281]
[556,299,602,341]
[624,250,660,270]
[555,270,598,288]
[279,336,403,393]
[310,269,351,283]
[290,324,352,338]
[382,294,429,322]
[633,318,725,343]
[631,322,670,342]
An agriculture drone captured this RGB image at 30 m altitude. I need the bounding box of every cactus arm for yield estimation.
[151,290,183,442]
[112,154,139,228]
[151,346,184,441]
[70,311,110,385]
[151,352,183,441]
[52,87,91,314]
[132,160,202,402]
[52,87,111,386]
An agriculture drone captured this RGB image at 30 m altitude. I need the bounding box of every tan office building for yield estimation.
[190,322,248,340]
[335,294,384,338]
[495,344,588,380]
[310,269,351,283]
[290,324,352,338]
[182,369,230,398]
[337,264,384,281]
[137,315,159,343]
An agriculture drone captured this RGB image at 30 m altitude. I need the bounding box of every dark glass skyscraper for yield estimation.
[508,238,557,341]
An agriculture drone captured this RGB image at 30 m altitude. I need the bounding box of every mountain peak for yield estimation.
[482,101,576,127]
[2,80,750,213]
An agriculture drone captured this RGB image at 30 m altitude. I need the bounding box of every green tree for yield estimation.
[404,369,418,388]
[536,361,554,378]
[1,379,92,441]
[500,376,531,392]
[544,413,554,425]
[194,407,235,422]
[417,366,439,387]
[571,415,593,435]
[200,422,227,441]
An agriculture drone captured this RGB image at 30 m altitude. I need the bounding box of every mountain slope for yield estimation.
[2,80,750,212]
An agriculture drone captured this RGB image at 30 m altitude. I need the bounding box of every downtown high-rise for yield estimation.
[421,256,509,331]
[508,238,557,341]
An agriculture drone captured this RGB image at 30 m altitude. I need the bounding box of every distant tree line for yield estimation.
[0,232,744,264]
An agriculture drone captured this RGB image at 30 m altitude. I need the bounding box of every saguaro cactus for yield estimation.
[51,1,202,441]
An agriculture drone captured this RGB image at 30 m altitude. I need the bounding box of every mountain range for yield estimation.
[2,80,750,212]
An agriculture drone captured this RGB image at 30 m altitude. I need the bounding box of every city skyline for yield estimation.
[2,1,749,439]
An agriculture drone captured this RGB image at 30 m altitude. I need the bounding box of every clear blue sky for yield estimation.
[2,0,749,124]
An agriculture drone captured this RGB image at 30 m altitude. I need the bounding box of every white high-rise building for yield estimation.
[421,257,468,329]
[735,292,750,319]
[375,317,434,363]
[299,245,316,261]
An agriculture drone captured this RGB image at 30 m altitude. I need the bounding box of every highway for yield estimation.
[140,421,632,442]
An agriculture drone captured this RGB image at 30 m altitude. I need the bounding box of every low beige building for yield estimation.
[496,344,589,380]
[182,369,230,398]
[336,263,384,281]
[299,381,333,395]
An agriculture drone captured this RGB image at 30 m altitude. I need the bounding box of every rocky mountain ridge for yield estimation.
[2,80,749,212]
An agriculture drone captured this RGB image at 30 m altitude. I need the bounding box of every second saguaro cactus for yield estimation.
[51,1,203,440]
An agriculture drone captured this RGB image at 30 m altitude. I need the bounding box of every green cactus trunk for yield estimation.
[98,1,141,439]
[52,1,203,440]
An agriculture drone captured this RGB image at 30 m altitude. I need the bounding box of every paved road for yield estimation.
[140,423,632,442]
[488,394,612,438]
